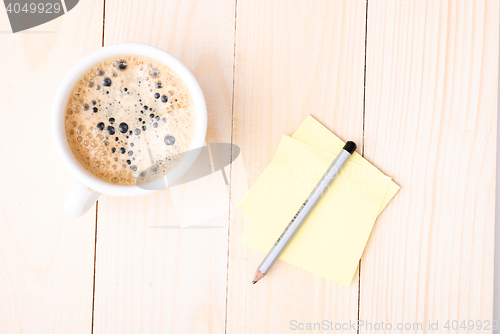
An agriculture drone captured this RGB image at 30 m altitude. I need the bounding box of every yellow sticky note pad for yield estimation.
[292,116,399,215]
[239,115,399,216]
[239,116,399,286]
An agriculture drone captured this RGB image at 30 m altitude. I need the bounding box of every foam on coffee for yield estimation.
[64,55,196,186]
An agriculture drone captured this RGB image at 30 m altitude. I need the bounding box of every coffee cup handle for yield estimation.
[64,181,101,217]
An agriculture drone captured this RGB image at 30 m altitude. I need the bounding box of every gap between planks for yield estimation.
[92,0,106,332]
[224,0,238,334]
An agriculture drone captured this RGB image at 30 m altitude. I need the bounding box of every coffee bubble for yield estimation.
[119,123,128,133]
[149,68,160,77]
[114,60,127,70]
[102,78,112,87]
[164,135,175,145]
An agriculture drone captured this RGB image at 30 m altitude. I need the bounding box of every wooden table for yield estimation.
[0,0,497,333]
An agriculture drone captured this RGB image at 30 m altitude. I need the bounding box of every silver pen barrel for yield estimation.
[253,141,356,283]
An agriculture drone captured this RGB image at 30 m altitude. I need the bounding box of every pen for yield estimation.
[252,141,357,284]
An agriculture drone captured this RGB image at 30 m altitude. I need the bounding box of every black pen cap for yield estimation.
[343,141,357,154]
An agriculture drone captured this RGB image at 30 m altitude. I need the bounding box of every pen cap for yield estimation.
[343,141,357,154]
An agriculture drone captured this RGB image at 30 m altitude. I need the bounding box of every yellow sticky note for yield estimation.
[241,136,393,286]
[238,115,399,215]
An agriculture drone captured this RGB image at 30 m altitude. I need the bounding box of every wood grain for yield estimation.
[0,0,103,333]
[227,0,366,333]
[0,0,498,332]
[361,0,498,332]
[93,0,235,333]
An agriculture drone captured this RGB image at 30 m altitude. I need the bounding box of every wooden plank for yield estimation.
[93,0,235,333]
[361,0,498,331]
[0,0,104,333]
[227,0,366,332]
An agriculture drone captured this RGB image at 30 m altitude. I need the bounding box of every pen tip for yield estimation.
[252,270,265,284]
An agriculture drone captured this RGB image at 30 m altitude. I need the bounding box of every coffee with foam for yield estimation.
[64,55,196,186]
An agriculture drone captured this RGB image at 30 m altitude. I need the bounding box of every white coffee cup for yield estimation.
[52,43,207,217]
